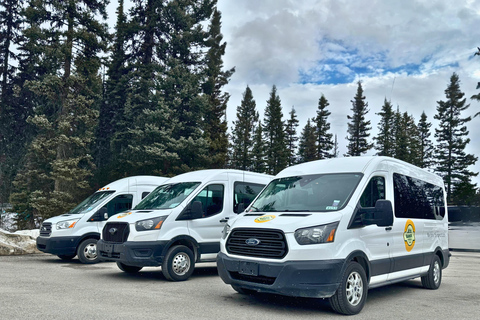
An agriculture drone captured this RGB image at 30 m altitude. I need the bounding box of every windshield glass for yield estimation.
[68,191,115,214]
[249,173,363,212]
[135,182,201,210]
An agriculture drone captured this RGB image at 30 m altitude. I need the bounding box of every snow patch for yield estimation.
[0,228,41,256]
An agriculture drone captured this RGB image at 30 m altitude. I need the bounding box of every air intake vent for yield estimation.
[40,222,52,237]
[226,228,288,259]
[102,222,129,243]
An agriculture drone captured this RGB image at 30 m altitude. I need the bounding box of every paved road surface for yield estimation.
[1,252,479,319]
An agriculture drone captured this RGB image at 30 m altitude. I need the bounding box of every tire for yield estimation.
[117,262,143,273]
[162,245,195,281]
[421,255,442,289]
[77,238,100,264]
[329,261,368,315]
[57,254,75,261]
[232,285,256,295]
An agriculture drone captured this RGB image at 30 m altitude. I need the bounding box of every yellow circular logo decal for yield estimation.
[117,212,132,219]
[254,215,276,223]
[403,219,416,252]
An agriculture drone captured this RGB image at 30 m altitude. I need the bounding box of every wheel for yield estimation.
[329,261,368,315]
[162,245,195,281]
[57,254,75,261]
[77,238,100,264]
[117,262,143,273]
[421,255,442,289]
[232,285,256,295]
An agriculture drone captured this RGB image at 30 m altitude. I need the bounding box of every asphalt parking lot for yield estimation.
[1,251,479,320]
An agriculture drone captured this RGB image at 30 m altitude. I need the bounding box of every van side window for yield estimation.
[104,194,133,218]
[190,184,224,218]
[393,173,445,220]
[234,182,266,213]
[142,192,150,199]
[360,176,385,207]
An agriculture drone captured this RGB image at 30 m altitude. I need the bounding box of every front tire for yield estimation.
[162,245,195,281]
[117,262,143,273]
[421,255,442,289]
[77,238,100,264]
[329,261,368,315]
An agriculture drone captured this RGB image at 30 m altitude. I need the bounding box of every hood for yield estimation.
[43,213,84,224]
[230,209,347,234]
[108,209,174,224]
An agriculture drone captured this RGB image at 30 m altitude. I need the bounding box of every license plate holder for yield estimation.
[104,243,114,256]
[238,261,259,276]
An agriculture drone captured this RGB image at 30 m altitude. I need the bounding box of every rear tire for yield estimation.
[421,255,442,289]
[329,261,368,315]
[57,254,75,261]
[162,245,195,281]
[77,238,100,264]
[117,262,143,273]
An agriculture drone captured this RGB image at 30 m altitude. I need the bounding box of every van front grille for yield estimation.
[226,228,288,259]
[102,222,129,243]
[40,222,52,237]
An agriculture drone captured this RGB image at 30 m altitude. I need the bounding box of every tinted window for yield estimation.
[104,194,133,217]
[142,192,150,199]
[393,173,445,220]
[360,176,386,208]
[249,173,363,212]
[187,184,224,218]
[69,191,115,215]
[234,182,265,213]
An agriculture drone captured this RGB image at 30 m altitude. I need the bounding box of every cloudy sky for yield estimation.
[109,0,480,184]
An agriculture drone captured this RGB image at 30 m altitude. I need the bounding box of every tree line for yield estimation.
[0,1,478,229]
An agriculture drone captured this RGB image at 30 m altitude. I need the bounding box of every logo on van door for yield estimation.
[254,215,276,223]
[403,219,416,252]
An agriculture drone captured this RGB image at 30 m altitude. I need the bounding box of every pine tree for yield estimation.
[332,134,339,158]
[314,94,334,159]
[345,81,373,156]
[417,111,434,169]
[374,98,395,157]
[434,73,478,203]
[202,9,235,169]
[251,115,267,173]
[263,85,288,174]
[230,86,258,170]
[285,106,299,166]
[298,119,317,163]
[472,46,480,118]
[394,111,421,165]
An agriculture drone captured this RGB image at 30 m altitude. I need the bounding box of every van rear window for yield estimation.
[393,173,445,220]
[248,173,362,212]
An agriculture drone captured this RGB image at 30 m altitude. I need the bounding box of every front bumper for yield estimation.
[97,239,169,267]
[36,236,81,256]
[217,252,344,298]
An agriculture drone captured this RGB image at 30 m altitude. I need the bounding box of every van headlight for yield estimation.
[222,224,231,240]
[56,219,80,230]
[294,222,339,245]
[135,216,167,231]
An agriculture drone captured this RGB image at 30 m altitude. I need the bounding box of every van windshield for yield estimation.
[68,191,115,215]
[135,182,201,210]
[248,173,362,212]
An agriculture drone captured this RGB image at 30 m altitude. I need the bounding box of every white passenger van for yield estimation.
[36,176,168,264]
[217,156,450,315]
[97,169,272,281]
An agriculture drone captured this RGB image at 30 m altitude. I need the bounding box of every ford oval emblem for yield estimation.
[245,238,261,246]
[109,228,118,236]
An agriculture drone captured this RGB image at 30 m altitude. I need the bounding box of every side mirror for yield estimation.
[361,200,393,227]
[190,201,204,219]
[89,207,108,222]
[237,203,245,214]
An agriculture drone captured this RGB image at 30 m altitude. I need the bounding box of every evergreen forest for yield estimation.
[0,1,479,229]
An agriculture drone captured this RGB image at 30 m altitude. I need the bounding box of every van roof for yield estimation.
[166,169,272,184]
[97,176,169,192]
[277,156,444,186]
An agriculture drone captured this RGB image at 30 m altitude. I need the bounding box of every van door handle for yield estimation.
[219,218,229,223]
[385,227,392,231]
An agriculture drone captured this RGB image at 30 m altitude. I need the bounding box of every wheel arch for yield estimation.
[342,250,371,283]
[162,235,200,262]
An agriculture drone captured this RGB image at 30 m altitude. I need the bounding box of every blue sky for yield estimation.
[108,0,480,184]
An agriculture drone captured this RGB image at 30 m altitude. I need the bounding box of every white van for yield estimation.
[217,156,450,315]
[97,169,272,281]
[36,176,168,264]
